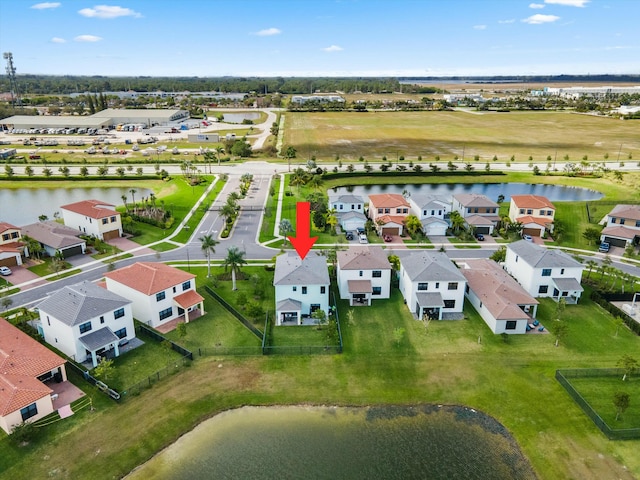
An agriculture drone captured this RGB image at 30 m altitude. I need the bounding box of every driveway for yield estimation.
[106,236,156,257]
[1,260,45,290]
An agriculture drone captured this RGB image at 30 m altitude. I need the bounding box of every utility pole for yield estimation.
[3,52,21,110]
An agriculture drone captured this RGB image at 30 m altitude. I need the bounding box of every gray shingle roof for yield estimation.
[508,240,582,269]
[398,251,466,283]
[453,193,498,208]
[273,252,329,286]
[79,327,119,351]
[330,194,365,205]
[552,277,584,292]
[338,246,391,270]
[276,298,302,312]
[38,281,130,326]
[22,221,85,249]
[410,194,450,209]
[416,292,444,307]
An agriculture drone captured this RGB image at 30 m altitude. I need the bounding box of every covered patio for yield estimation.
[551,277,584,304]
[348,280,372,306]
[173,290,205,323]
[79,327,120,368]
[276,298,302,326]
[415,292,444,320]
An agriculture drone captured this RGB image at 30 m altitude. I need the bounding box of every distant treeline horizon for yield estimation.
[1,74,638,96]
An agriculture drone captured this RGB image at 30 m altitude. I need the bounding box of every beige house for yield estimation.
[0,222,25,267]
[367,194,410,236]
[509,195,555,237]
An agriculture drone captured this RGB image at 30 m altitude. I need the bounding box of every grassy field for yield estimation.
[283,111,640,163]
[569,375,640,428]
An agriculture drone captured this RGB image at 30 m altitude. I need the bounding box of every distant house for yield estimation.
[0,222,26,266]
[508,195,555,237]
[329,194,367,231]
[104,262,205,328]
[600,205,640,248]
[273,252,329,326]
[504,240,584,303]
[452,194,499,234]
[367,194,410,236]
[398,251,466,320]
[37,281,135,367]
[60,199,122,241]
[0,317,68,434]
[408,194,450,236]
[22,221,87,258]
[461,259,539,334]
[337,246,391,306]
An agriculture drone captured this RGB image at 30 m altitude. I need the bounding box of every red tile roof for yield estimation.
[104,262,196,295]
[60,199,118,219]
[368,194,409,209]
[510,195,555,210]
[0,222,20,234]
[174,290,204,309]
[0,374,52,416]
[516,215,553,227]
[378,215,406,225]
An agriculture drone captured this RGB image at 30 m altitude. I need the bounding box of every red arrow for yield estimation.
[288,201,318,260]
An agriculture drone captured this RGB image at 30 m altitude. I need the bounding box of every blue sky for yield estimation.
[0,0,638,77]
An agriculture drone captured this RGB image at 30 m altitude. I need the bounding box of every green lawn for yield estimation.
[259,175,281,243]
[569,375,640,428]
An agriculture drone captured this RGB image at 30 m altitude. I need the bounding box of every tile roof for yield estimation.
[377,215,406,225]
[461,259,538,320]
[276,298,302,311]
[22,221,85,249]
[368,194,409,209]
[552,277,584,292]
[410,194,451,209]
[510,195,555,210]
[0,373,52,416]
[416,292,444,307]
[329,194,365,205]
[508,240,583,269]
[174,289,205,309]
[347,280,373,293]
[273,252,329,286]
[79,327,119,352]
[516,215,553,227]
[37,280,131,326]
[0,222,20,234]
[338,211,367,221]
[338,246,391,270]
[453,193,498,208]
[601,225,638,240]
[398,251,466,283]
[421,217,448,227]
[464,214,497,226]
[608,204,640,222]
[60,199,118,219]
[104,262,196,295]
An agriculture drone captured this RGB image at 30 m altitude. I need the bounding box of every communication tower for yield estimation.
[3,52,22,108]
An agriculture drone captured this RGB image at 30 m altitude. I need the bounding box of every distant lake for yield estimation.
[0,187,151,226]
[127,405,536,480]
[331,182,603,202]
[223,112,260,124]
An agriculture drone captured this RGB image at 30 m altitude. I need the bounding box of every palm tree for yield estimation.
[585,260,597,280]
[129,189,137,211]
[220,203,237,225]
[224,246,247,291]
[279,219,293,244]
[449,211,465,235]
[199,234,219,277]
[308,174,324,191]
[121,195,128,213]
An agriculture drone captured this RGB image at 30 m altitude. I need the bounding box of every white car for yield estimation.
[0,266,12,276]
[359,234,368,244]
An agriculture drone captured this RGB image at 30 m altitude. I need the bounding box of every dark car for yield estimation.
[345,232,354,240]
[475,233,485,241]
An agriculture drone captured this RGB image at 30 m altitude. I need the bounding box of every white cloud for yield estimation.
[545,0,589,6]
[51,37,66,43]
[74,34,103,42]
[529,3,545,8]
[498,19,516,24]
[31,2,61,9]
[473,25,487,30]
[322,45,343,52]
[78,5,142,19]
[522,14,560,24]
[254,27,281,36]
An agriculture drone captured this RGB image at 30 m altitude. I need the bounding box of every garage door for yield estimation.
[0,257,18,267]
[381,227,400,236]
[61,245,83,258]
[102,229,120,241]
[475,227,490,234]
[522,227,541,237]
[603,236,627,248]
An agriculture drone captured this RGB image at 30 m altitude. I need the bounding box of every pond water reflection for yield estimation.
[127,405,536,480]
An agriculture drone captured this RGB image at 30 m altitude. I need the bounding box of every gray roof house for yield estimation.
[398,251,467,320]
[273,252,330,326]
[22,221,87,258]
[330,194,367,232]
[37,281,135,367]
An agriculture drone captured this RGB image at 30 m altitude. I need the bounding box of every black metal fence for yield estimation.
[120,355,192,398]
[65,359,121,401]
[590,290,640,335]
[203,285,264,340]
[556,368,640,440]
[197,345,264,356]
[136,322,194,359]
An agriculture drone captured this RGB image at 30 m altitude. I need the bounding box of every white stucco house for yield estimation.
[600,204,640,248]
[461,259,539,334]
[273,252,329,325]
[104,262,205,328]
[37,281,135,367]
[337,246,391,306]
[505,240,585,303]
[398,251,466,320]
[452,193,500,235]
[0,317,68,434]
[408,194,451,236]
[60,199,123,241]
[329,194,367,231]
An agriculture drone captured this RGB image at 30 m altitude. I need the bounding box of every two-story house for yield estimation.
[600,204,640,248]
[37,281,135,367]
[452,193,500,235]
[367,193,410,236]
[461,259,539,334]
[398,251,466,320]
[104,262,205,329]
[273,252,329,325]
[505,240,584,303]
[60,199,122,241]
[408,194,450,236]
[336,246,391,306]
[329,194,367,231]
[508,195,555,237]
[0,221,26,267]
[0,317,68,434]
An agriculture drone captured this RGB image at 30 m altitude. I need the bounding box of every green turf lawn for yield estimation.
[259,175,280,243]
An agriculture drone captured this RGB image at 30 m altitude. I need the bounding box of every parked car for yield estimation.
[383,234,393,242]
[359,234,368,244]
[0,266,12,276]
[345,232,354,241]
[523,234,533,242]
[475,233,485,241]
[598,242,610,253]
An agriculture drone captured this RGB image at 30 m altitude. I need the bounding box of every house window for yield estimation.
[377,208,383,214]
[114,327,127,339]
[320,286,326,294]
[620,219,626,225]
[372,270,382,278]
[110,216,117,223]
[560,268,565,275]
[491,208,497,213]
[182,280,191,291]
[292,286,297,292]
[444,300,456,309]
[526,209,533,215]
[636,221,640,228]
[384,208,390,214]
[359,270,363,277]
[402,208,408,214]
[351,204,355,210]
[519,208,525,214]
[372,286,382,295]
[539,285,549,294]
[474,208,479,213]
[114,308,125,319]
[173,286,176,293]
[102,218,109,225]
[47,316,50,326]
[339,205,344,210]
[156,291,166,301]
[357,205,361,210]
[159,307,173,321]
[448,282,458,290]
[515,256,518,263]
[417,283,428,291]
[423,210,427,216]
[467,208,472,213]
[465,285,469,294]
[310,304,320,313]
[542,269,552,277]
[396,208,402,214]
[302,286,307,294]
[505,321,517,330]
[79,321,92,334]
[100,316,105,324]
[435,282,439,289]
[20,403,38,422]
[1,234,8,241]
[611,217,617,224]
